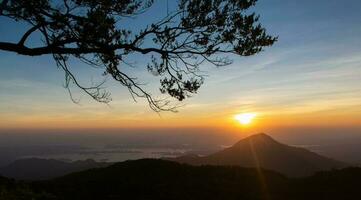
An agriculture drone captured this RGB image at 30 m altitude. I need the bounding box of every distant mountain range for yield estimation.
[167,133,347,177]
[0,133,349,180]
[0,158,111,180]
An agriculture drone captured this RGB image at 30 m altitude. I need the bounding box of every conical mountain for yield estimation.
[168,133,346,177]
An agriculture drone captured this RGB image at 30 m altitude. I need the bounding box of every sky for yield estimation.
[0,0,361,138]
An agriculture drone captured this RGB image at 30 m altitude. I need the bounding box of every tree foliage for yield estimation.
[0,0,277,111]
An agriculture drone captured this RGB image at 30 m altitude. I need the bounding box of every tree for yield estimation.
[0,0,277,111]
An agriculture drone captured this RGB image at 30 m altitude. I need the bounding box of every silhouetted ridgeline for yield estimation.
[0,158,111,180]
[0,134,356,199]
[0,159,361,200]
[0,134,347,181]
[167,133,347,177]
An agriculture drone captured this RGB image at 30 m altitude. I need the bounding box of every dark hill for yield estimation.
[0,158,110,180]
[38,159,288,200]
[168,133,346,177]
[0,159,361,200]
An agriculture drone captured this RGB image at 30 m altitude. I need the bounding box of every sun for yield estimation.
[234,113,257,125]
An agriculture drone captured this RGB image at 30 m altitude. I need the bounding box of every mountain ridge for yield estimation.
[1,159,361,200]
[0,158,111,180]
[167,133,347,177]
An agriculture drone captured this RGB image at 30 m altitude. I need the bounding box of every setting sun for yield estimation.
[234,113,257,125]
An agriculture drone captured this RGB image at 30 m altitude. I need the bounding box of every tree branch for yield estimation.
[18,24,44,45]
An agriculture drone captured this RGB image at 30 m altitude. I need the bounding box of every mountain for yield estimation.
[0,158,111,180]
[31,159,289,200]
[1,159,361,200]
[0,134,347,180]
[167,133,347,177]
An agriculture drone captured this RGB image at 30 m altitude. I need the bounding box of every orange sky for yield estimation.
[1,98,360,131]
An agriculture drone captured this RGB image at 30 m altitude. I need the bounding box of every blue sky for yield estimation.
[0,0,361,130]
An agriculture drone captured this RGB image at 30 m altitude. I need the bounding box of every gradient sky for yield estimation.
[0,0,361,134]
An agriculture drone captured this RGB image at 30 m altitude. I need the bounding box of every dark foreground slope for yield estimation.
[168,133,346,177]
[0,158,111,180]
[1,159,361,200]
[43,159,286,200]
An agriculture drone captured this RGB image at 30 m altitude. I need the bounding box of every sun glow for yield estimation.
[234,113,257,125]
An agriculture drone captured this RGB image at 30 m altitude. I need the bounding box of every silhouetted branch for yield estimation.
[0,0,277,111]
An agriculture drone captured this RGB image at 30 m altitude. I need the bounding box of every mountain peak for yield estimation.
[169,132,347,177]
[232,133,279,148]
[247,133,272,139]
